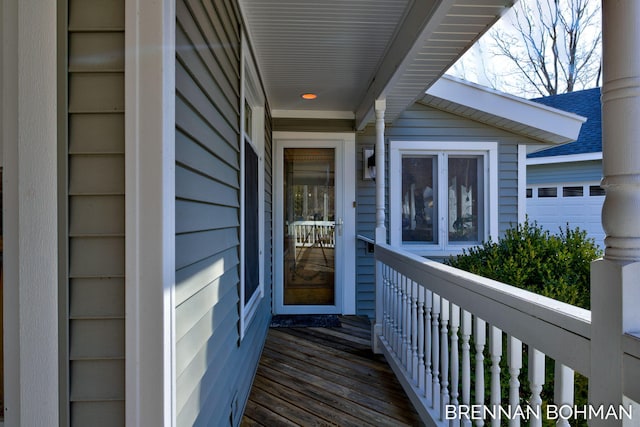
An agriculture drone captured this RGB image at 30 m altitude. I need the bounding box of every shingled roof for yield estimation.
[528,87,602,158]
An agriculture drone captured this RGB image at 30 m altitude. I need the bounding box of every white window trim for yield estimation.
[239,34,265,339]
[390,141,498,257]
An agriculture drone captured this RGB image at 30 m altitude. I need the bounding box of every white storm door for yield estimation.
[274,133,355,315]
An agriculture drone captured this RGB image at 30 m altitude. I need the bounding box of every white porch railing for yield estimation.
[374,242,640,426]
[290,220,335,248]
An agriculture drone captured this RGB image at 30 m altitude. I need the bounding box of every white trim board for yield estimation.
[272,131,357,315]
[518,145,527,224]
[125,0,176,425]
[2,0,60,424]
[271,110,355,120]
[527,152,602,165]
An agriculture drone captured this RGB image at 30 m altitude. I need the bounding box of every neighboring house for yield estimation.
[3,1,639,426]
[526,88,605,248]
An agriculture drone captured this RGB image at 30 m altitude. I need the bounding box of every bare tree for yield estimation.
[491,0,601,97]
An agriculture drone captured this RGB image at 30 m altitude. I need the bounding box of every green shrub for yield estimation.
[446,219,601,309]
[447,219,600,426]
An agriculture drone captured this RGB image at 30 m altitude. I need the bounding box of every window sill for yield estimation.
[398,246,479,259]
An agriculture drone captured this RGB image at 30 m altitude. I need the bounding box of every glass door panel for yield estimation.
[283,148,335,305]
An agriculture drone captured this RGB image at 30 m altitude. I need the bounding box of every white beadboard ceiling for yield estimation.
[239,0,515,128]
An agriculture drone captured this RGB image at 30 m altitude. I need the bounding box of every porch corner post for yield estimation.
[590,1,640,424]
[373,98,386,353]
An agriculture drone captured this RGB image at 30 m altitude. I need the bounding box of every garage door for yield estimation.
[526,182,605,250]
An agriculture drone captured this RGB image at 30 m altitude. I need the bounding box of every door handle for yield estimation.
[336,218,343,236]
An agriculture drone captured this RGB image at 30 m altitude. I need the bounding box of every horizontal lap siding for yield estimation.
[355,103,526,317]
[175,1,271,425]
[527,160,603,185]
[67,0,126,425]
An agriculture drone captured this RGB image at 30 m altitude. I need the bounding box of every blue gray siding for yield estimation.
[66,0,126,424]
[527,160,602,185]
[355,103,530,318]
[175,0,271,425]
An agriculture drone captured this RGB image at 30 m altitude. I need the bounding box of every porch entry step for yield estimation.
[270,314,340,328]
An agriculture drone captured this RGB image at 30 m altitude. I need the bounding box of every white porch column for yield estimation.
[373,98,386,353]
[590,1,640,424]
[375,98,387,241]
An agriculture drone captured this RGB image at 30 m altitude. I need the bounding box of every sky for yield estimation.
[446,0,602,99]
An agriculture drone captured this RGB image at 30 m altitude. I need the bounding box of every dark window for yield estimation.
[563,186,583,197]
[590,185,606,196]
[526,188,532,198]
[538,187,558,198]
[244,140,259,304]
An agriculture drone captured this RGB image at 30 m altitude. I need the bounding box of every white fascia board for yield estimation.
[527,152,603,165]
[426,75,587,144]
[271,109,355,120]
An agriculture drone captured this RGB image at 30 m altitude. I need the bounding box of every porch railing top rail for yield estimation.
[375,242,592,376]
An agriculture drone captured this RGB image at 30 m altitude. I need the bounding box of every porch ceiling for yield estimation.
[239,0,515,128]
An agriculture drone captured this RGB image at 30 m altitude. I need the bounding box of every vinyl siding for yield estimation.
[527,160,603,185]
[175,1,271,426]
[355,103,531,318]
[66,0,126,425]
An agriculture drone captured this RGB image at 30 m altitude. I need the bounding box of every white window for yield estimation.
[240,35,265,338]
[390,141,498,256]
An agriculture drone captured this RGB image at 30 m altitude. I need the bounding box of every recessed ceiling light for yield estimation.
[301,93,318,100]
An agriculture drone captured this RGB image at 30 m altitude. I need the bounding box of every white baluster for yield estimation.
[554,362,574,427]
[417,286,426,394]
[474,318,486,427]
[461,311,472,427]
[402,275,410,369]
[440,298,450,421]
[528,348,545,427]
[507,336,522,427]
[450,304,461,427]
[425,290,433,401]
[393,270,401,356]
[432,294,441,412]
[395,271,402,356]
[411,280,419,384]
[384,265,392,342]
[489,326,502,427]
[386,267,394,349]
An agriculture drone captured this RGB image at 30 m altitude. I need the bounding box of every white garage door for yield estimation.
[526,182,605,250]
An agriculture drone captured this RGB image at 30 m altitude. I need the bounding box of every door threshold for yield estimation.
[270,314,341,328]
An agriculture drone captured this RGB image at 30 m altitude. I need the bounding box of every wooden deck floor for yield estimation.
[241,316,421,426]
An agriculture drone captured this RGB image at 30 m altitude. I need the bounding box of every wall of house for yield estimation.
[65,0,126,424]
[174,0,271,425]
[527,160,602,185]
[355,103,526,318]
[62,0,272,425]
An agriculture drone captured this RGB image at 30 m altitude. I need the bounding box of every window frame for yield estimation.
[390,141,498,256]
[240,34,265,339]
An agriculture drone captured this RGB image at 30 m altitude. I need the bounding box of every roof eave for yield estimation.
[422,75,587,145]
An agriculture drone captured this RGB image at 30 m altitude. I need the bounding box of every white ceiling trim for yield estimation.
[271,110,355,119]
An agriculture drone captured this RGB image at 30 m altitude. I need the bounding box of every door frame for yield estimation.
[273,132,356,315]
